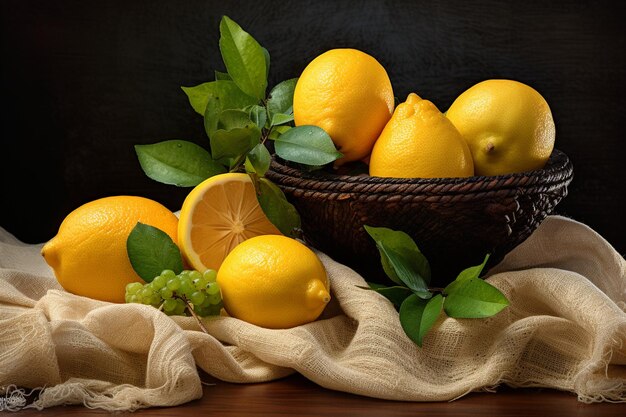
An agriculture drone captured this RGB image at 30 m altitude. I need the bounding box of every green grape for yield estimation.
[203,269,217,283]
[126,282,144,295]
[189,270,202,281]
[179,273,192,284]
[161,269,176,280]
[193,305,211,317]
[163,298,177,313]
[207,293,222,305]
[200,297,212,308]
[180,281,194,298]
[207,303,222,316]
[206,282,221,295]
[193,277,208,290]
[124,268,223,317]
[160,287,173,299]
[199,300,223,317]
[166,277,181,291]
[190,291,206,305]
[152,274,167,289]
[173,299,187,316]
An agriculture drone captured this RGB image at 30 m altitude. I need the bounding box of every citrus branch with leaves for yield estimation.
[133,15,342,238]
[362,226,509,346]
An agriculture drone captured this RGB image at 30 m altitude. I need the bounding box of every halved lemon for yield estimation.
[178,173,281,271]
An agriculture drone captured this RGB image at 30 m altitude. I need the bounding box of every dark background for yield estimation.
[2,0,625,256]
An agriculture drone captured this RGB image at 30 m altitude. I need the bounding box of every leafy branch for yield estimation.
[360,226,509,347]
[133,15,342,237]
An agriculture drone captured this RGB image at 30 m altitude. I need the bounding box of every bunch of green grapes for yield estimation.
[125,269,222,317]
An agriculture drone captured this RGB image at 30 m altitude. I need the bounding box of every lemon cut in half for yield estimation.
[178,173,281,272]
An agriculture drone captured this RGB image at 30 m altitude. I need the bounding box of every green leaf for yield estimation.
[204,95,221,137]
[268,125,291,140]
[443,278,509,319]
[262,47,270,81]
[363,225,431,286]
[399,294,443,347]
[215,70,231,81]
[219,16,267,100]
[357,284,414,308]
[217,109,253,130]
[135,140,226,187]
[271,113,294,126]
[424,293,444,328]
[202,81,258,138]
[444,254,490,295]
[127,222,183,282]
[267,78,297,114]
[181,83,213,115]
[182,80,257,117]
[379,244,431,299]
[245,143,271,176]
[267,78,298,124]
[210,125,261,161]
[255,177,301,237]
[247,104,267,129]
[457,253,490,281]
[273,125,342,166]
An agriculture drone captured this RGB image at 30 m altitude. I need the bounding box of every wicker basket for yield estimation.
[266,149,573,287]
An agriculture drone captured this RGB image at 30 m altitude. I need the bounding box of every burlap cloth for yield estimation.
[1,215,625,411]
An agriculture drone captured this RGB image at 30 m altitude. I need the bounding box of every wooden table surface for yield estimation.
[15,372,625,416]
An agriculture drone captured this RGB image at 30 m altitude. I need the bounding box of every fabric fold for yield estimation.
[1,215,624,411]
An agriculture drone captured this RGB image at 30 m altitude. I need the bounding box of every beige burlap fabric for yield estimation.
[1,215,625,411]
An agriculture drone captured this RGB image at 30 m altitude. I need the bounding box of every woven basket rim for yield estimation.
[268,148,573,196]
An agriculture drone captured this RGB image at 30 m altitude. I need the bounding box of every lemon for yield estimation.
[217,235,330,329]
[293,48,394,165]
[178,173,281,273]
[446,79,555,176]
[369,93,474,178]
[41,196,179,303]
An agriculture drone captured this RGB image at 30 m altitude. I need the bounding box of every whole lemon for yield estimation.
[217,235,330,329]
[293,48,394,165]
[445,79,555,176]
[41,196,179,303]
[369,93,474,178]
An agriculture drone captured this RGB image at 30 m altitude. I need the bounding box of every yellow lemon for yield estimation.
[41,196,179,303]
[369,93,474,178]
[178,173,281,272]
[293,48,394,165]
[217,235,330,329]
[445,79,555,176]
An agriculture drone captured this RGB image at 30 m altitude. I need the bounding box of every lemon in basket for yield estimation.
[446,79,555,176]
[217,234,330,329]
[369,93,474,178]
[41,196,179,303]
[293,48,394,165]
[178,173,281,273]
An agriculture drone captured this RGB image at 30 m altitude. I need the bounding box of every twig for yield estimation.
[184,299,209,335]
